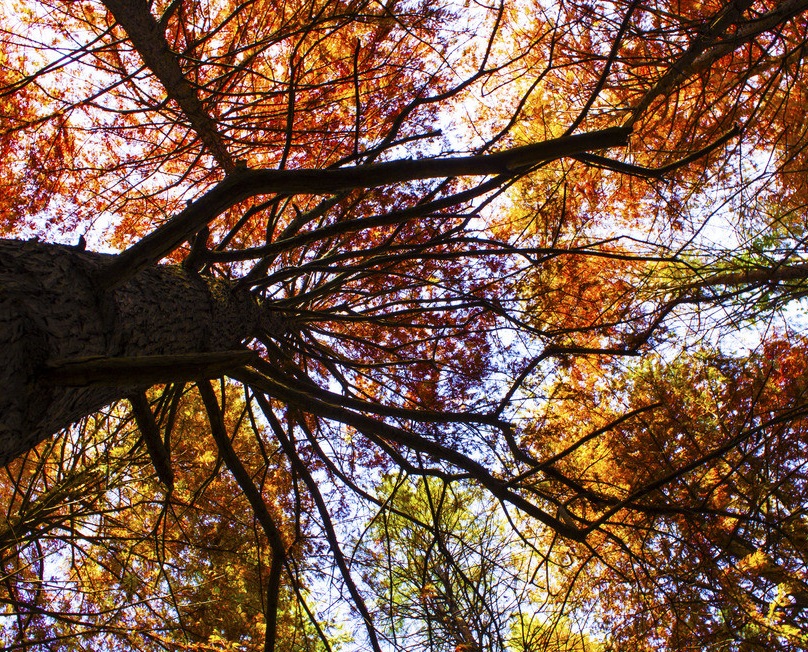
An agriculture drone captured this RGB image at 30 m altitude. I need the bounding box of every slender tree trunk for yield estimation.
[0,239,260,465]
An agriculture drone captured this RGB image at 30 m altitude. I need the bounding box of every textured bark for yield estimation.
[0,239,260,465]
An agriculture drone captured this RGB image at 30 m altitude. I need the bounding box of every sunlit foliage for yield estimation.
[2,0,808,650]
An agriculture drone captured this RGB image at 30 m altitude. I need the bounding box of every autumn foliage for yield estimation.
[2,0,808,650]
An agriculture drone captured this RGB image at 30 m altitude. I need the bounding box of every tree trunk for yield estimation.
[0,239,260,465]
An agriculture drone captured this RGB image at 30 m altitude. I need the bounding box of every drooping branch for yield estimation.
[233,366,585,540]
[197,380,287,652]
[257,395,384,652]
[575,125,741,178]
[245,357,507,429]
[129,392,174,491]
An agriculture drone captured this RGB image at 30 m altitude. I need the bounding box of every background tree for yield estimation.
[2,0,808,649]
[359,475,603,651]
[361,476,519,652]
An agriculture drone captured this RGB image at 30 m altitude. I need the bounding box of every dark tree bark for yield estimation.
[0,239,260,465]
[0,125,631,467]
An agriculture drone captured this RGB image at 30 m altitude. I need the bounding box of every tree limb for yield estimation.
[101,0,235,172]
[99,127,630,289]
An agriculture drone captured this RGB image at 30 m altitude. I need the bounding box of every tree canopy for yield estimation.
[2,0,808,649]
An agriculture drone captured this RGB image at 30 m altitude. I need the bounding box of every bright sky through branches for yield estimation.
[2,1,808,650]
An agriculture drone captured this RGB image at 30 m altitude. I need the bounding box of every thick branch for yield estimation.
[681,261,808,291]
[626,0,808,127]
[101,0,235,172]
[575,125,740,178]
[234,366,584,540]
[42,351,257,387]
[625,0,756,128]
[100,127,630,289]
[714,532,808,608]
